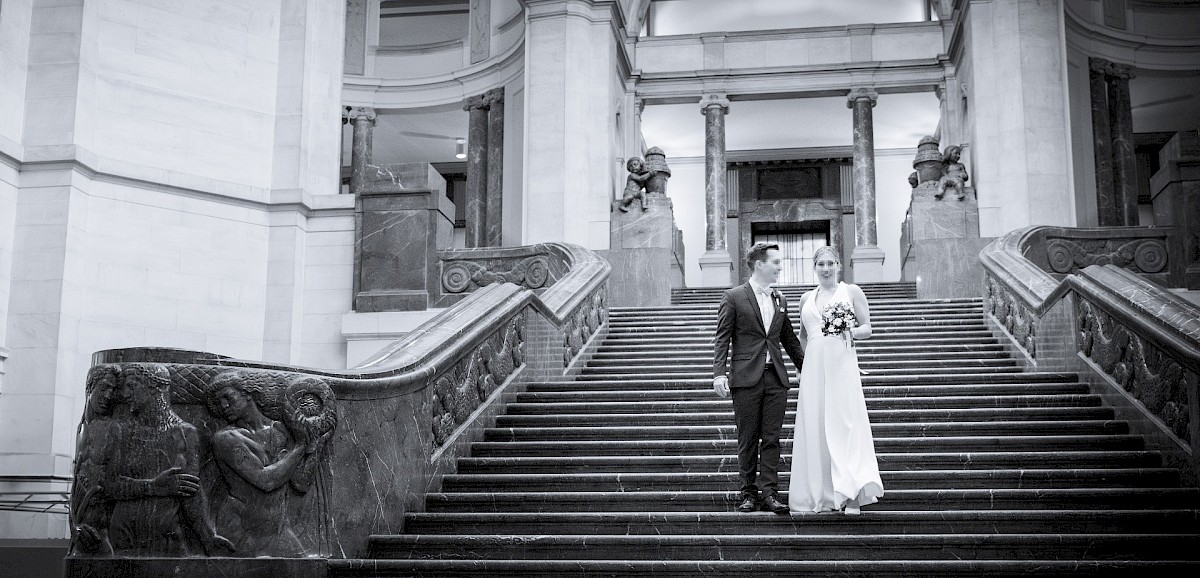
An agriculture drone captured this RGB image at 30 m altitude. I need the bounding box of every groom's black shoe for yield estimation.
[736,495,759,513]
[762,495,789,515]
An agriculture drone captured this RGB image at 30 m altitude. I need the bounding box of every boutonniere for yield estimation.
[771,289,783,312]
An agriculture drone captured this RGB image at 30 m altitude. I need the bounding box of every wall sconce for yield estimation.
[455,138,466,159]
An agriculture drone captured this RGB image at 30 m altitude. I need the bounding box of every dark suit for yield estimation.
[713,283,805,499]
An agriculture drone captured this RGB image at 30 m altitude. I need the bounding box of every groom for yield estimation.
[712,242,805,514]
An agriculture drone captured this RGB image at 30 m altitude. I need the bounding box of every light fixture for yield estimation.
[455,138,466,159]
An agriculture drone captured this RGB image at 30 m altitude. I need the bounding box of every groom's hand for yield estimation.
[713,376,730,398]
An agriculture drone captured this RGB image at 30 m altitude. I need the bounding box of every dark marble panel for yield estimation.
[597,248,674,307]
[463,96,489,247]
[485,91,505,247]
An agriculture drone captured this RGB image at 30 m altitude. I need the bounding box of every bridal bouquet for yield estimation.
[821,301,857,348]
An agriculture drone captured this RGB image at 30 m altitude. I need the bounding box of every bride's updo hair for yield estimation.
[813,245,840,265]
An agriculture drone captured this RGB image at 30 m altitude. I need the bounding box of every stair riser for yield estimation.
[373,536,1200,562]
[495,408,1118,426]
[424,491,1199,513]
[402,511,1200,537]
[440,471,1179,492]
[524,384,1089,396]
[485,421,1125,441]
[503,397,1104,414]
[456,452,1164,474]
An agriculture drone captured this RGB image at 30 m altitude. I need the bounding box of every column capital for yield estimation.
[1088,56,1114,75]
[343,106,377,124]
[482,87,505,106]
[846,88,878,108]
[699,93,730,114]
[463,94,491,112]
[1108,62,1136,80]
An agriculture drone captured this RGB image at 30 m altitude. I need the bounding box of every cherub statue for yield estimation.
[614,157,651,212]
[935,145,969,201]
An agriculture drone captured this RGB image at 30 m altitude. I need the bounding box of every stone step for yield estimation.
[328,558,1200,577]
[484,419,1127,441]
[440,468,1179,492]
[516,384,1087,403]
[618,299,983,313]
[423,488,1200,513]
[525,382,1086,396]
[608,311,987,323]
[575,368,1036,382]
[603,325,992,336]
[606,315,990,327]
[494,406,1117,427]
[455,451,1162,474]
[581,359,1020,372]
[402,509,1200,536]
[597,335,1000,347]
[502,395,1102,415]
[589,348,1010,361]
[593,343,1009,356]
[468,435,1145,457]
[369,533,1200,562]
[558,373,1080,388]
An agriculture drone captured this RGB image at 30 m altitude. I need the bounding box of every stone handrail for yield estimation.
[980,226,1199,479]
[70,243,610,563]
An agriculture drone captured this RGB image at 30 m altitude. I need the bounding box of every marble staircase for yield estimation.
[330,282,1200,576]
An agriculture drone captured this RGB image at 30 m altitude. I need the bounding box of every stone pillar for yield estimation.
[847,88,886,282]
[346,106,376,194]
[1089,58,1117,225]
[463,95,490,247]
[699,94,734,287]
[1107,63,1139,226]
[485,88,505,247]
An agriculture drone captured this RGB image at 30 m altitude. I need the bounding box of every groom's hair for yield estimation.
[746,242,779,271]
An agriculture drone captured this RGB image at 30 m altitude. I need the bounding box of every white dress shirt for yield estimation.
[749,278,774,365]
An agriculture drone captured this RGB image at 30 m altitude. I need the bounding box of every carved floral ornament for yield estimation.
[1076,299,1193,443]
[984,275,1037,358]
[1045,237,1168,275]
[564,287,608,365]
[431,315,525,448]
[442,256,551,293]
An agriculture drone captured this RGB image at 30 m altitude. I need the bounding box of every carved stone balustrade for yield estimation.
[437,242,578,304]
[65,244,610,576]
[980,226,1200,484]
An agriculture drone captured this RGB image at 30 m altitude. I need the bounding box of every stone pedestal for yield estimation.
[600,195,684,307]
[850,245,886,283]
[699,250,734,287]
[353,163,453,312]
[1150,130,1200,289]
[905,187,991,298]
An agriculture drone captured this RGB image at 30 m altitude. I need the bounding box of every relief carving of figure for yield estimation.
[614,157,652,212]
[207,372,335,558]
[935,145,969,201]
[71,363,233,557]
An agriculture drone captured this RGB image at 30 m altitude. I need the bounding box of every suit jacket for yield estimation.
[713,283,805,388]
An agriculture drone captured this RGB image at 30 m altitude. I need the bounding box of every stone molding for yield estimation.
[342,106,377,123]
[1019,226,1180,287]
[439,244,572,296]
[699,93,730,112]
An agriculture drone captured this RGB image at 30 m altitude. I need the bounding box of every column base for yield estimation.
[850,244,887,283]
[698,249,734,287]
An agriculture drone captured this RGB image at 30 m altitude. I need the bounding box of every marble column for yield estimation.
[346,106,376,195]
[1108,62,1139,226]
[699,94,734,287]
[847,88,886,282]
[1089,58,1117,226]
[463,94,490,247]
[484,88,505,247]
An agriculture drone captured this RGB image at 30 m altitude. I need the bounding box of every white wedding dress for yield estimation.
[788,282,884,513]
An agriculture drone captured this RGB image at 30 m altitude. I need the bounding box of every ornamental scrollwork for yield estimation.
[1076,299,1193,443]
[564,287,609,365]
[442,257,551,294]
[1044,237,1168,276]
[984,275,1036,358]
[430,314,525,447]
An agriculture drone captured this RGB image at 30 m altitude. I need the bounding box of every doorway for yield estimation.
[752,221,831,285]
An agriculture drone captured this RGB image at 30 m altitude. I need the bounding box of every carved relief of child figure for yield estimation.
[74,363,233,557]
[936,145,969,201]
[614,157,652,212]
[208,372,331,558]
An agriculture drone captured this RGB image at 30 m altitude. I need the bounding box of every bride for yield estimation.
[788,246,884,515]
